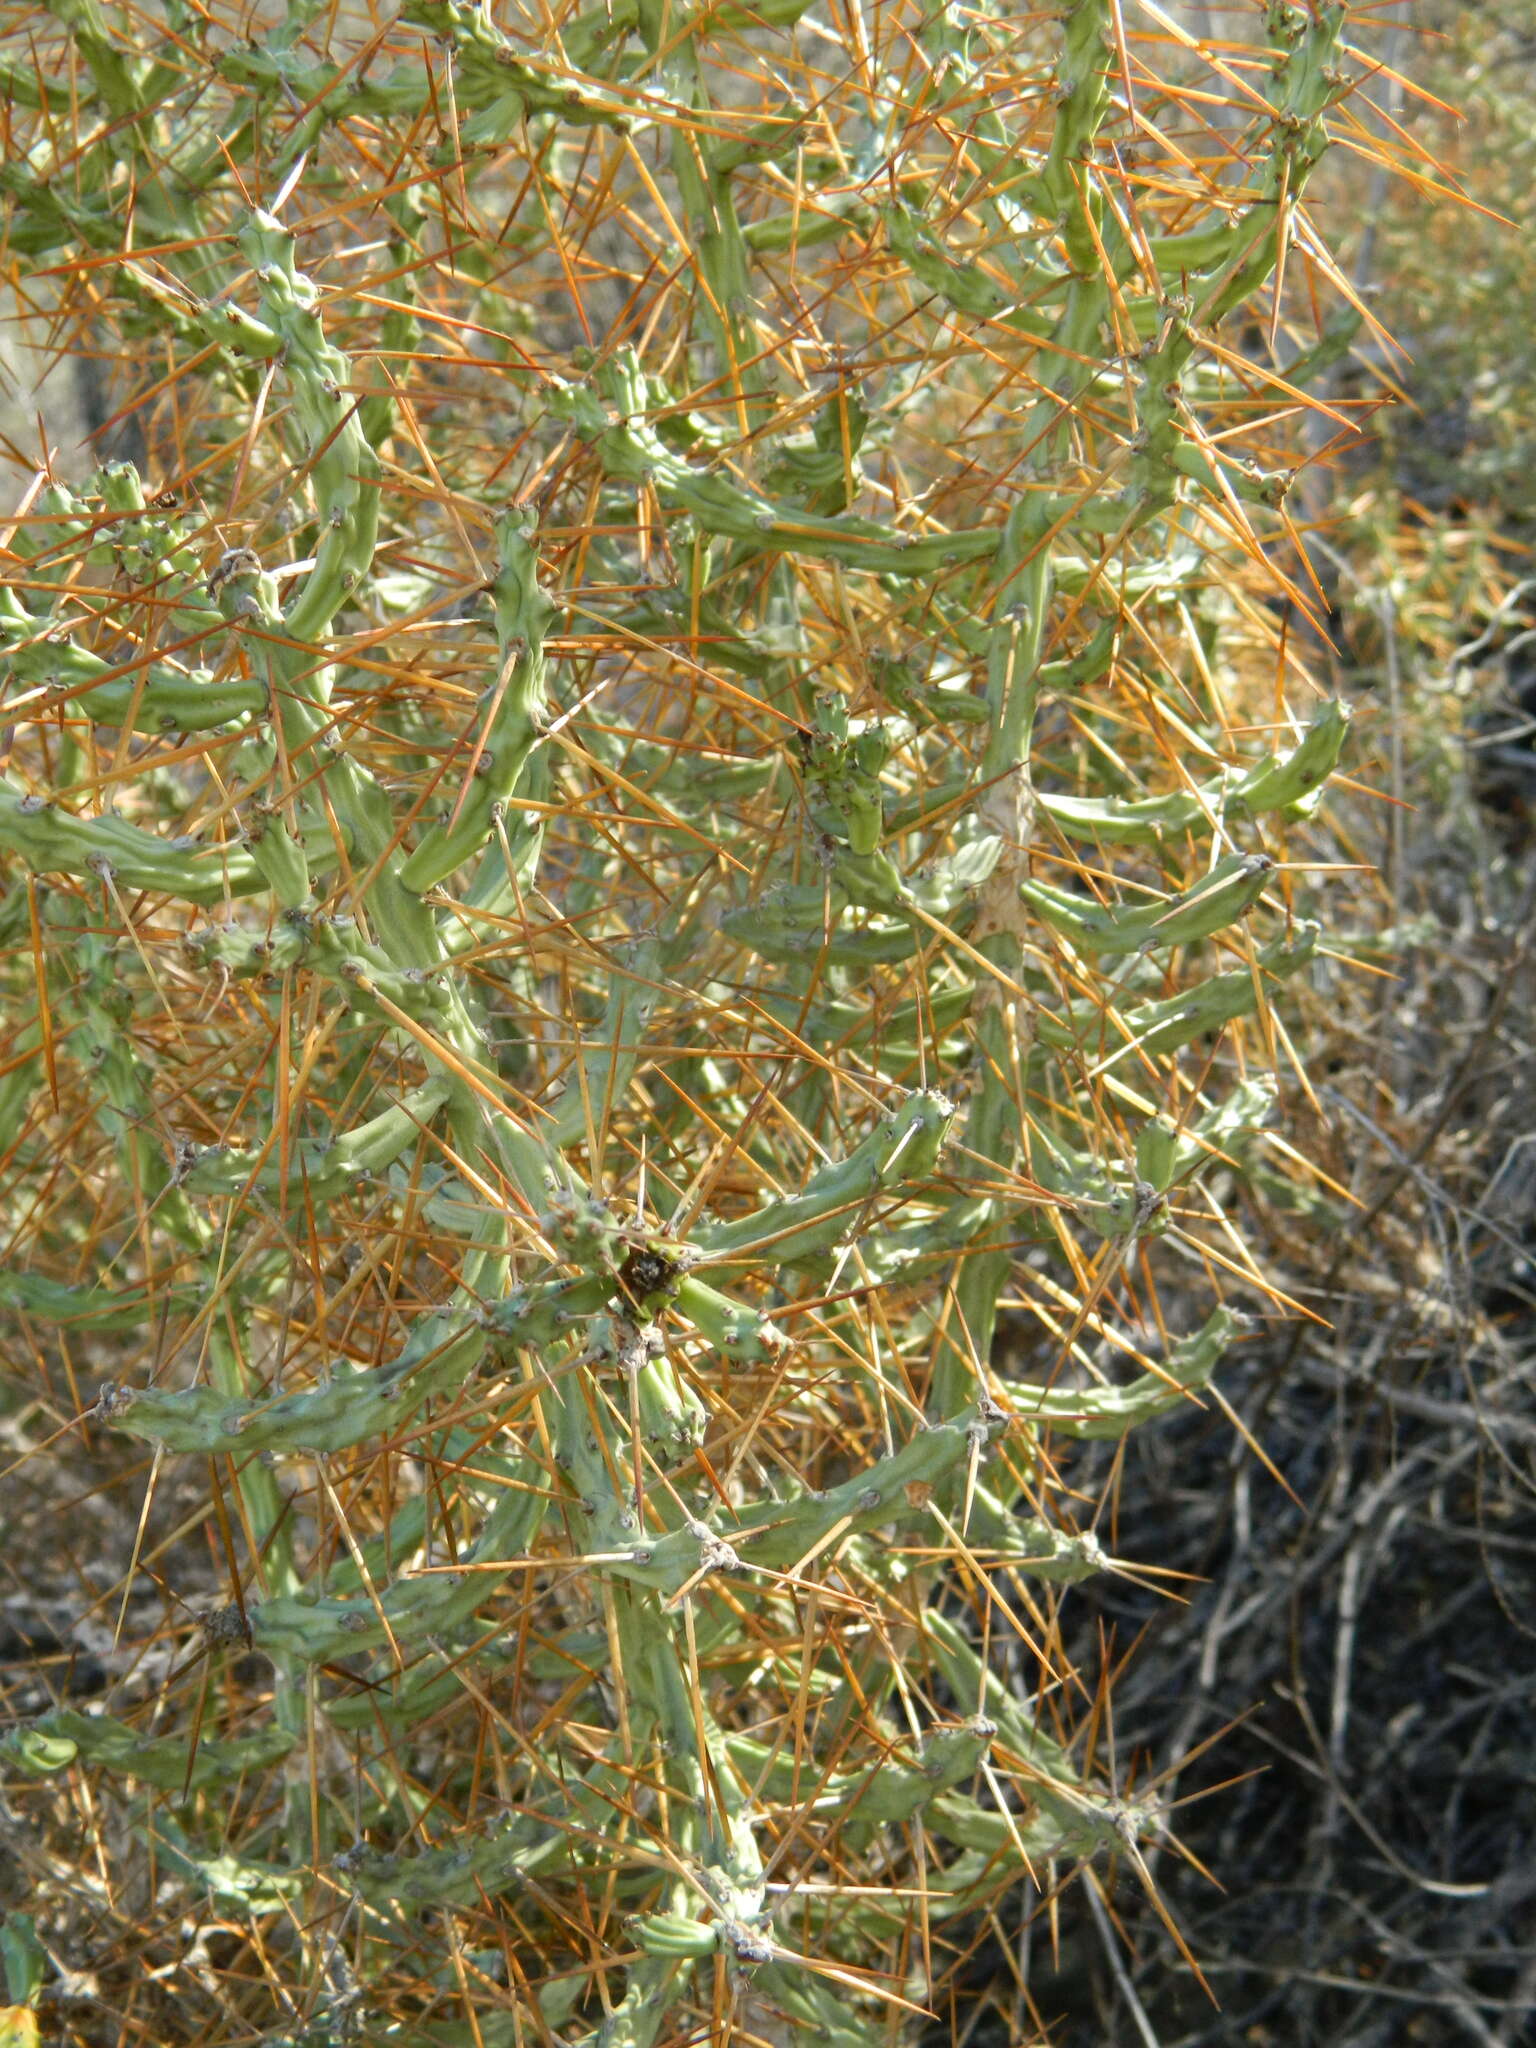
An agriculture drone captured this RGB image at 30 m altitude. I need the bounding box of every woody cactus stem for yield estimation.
[0,0,1385,2041]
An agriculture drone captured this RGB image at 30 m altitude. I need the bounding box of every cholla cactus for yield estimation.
[0,2,1391,2042]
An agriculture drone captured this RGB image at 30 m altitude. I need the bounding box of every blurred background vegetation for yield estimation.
[1,2,1532,2043]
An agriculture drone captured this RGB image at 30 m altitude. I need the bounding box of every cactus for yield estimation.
[0,2,1398,2042]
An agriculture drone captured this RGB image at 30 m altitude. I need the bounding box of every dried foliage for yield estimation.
[0,4,1477,2045]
